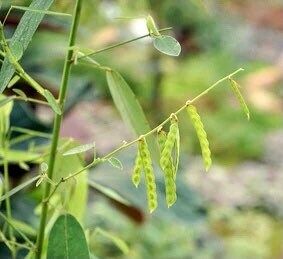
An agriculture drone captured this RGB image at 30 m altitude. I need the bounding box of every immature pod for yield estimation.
[132,148,143,188]
[163,164,177,207]
[187,105,212,171]
[160,119,178,170]
[159,118,179,207]
[157,129,167,153]
[139,137,158,213]
[229,78,250,120]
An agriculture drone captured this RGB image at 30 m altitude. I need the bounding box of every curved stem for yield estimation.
[77,27,172,60]
[35,0,83,258]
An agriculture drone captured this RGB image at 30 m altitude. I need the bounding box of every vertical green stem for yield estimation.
[3,143,16,259]
[35,0,83,258]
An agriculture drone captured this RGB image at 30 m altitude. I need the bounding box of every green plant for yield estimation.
[0,1,248,258]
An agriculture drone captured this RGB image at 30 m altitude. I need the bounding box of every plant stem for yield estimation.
[78,27,172,59]
[3,142,16,258]
[35,0,83,258]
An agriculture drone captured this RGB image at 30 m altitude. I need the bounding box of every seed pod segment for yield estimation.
[187,105,212,172]
[229,78,250,120]
[160,118,178,170]
[139,137,158,213]
[132,148,142,188]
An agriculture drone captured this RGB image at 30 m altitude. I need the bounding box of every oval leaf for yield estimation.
[47,214,90,259]
[153,35,181,56]
[44,89,62,115]
[108,157,123,170]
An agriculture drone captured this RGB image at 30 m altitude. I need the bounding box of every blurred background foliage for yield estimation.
[1,0,283,258]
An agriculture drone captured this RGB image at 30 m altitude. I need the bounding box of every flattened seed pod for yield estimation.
[229,78,250,120]
[187,105,212,171]
[139,138,158,213]
[157,129,167,153]
[163,164,177,207]
[160,120,178,170]
[159,119,179,207]
[132,148,143,188]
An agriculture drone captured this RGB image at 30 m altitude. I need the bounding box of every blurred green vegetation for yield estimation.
[1,0,283,258]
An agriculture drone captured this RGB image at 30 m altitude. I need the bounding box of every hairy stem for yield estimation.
[35,0,83,258]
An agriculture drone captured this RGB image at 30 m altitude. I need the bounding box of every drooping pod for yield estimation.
[187,105,212,171]
[159,117,179,207]
[229,78,250,120]
[139,137,158,213]
[132,148,142,188]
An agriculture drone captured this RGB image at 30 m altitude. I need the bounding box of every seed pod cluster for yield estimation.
[159,118,179,207]
[187,105,212,171]
[132,137,157,213]
[229,78,250,120]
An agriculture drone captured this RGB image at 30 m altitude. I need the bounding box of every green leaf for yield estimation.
[146,15,160,37]
[108,157,123,170]
[0,95,13,138]
[0,0,54,93]
[63,142,95,156]
[47,214,90,259]
[153,35,181,56]
[88,180,130,206]
[45,139,88,221]
[10,5,71,17]
[0,175,40,202]
[7,75,20,88]
[94,228,129,255]
[9,218,36,236]
[106,70,158,160]
[10,41,23,61]
[0,149,41,164]
[12,88,27,100]
[44,89,62,115]
[0,96,14,108]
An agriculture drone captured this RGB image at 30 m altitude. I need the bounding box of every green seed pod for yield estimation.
[229,78,250,120]
[157,129,167,153]
[164,163,177,207]
[160,119,178,170]
[132,148,142,188]
[139,138,157,213]
[187,105,212,171]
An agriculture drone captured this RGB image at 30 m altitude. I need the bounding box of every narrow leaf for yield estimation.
[95,228,129,255]
[88,180,130,206]
[0,175,40,202]
[0,0,54,93]
[7,75,20,88]
[63,142,95,156]
[106,70,158,160]
[153,35,181,56]
[12,88,27,100]
[0,96,14,108]
[11,6,71,17]
[44,89,62,115]
[47,214,90,259]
